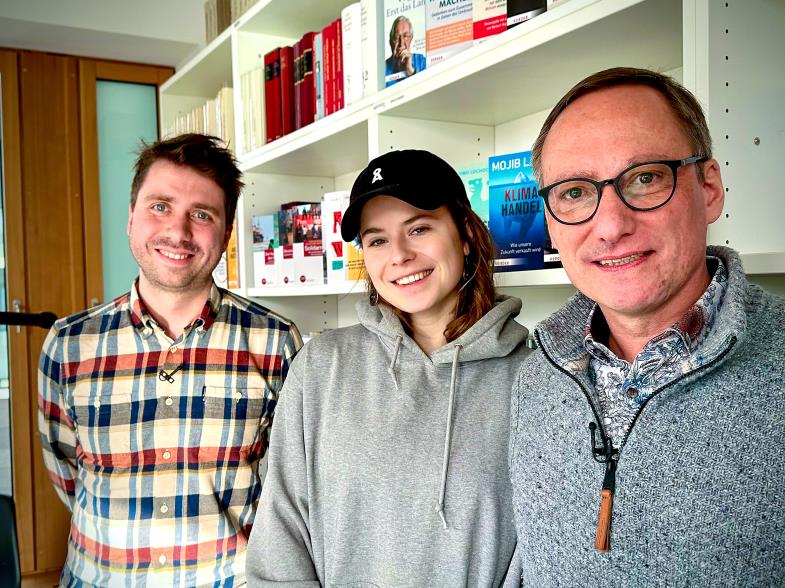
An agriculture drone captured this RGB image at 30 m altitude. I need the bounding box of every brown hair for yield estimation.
[130,133,244,226]
[531,67,713,183]
[367,200,497,343]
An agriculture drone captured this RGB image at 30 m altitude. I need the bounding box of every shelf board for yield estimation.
[377,0,683,126]
[248,281,366,298]
[160,30,233,97]
[238,0,353,38]
[741,252,785,275]
[239,102,372,176]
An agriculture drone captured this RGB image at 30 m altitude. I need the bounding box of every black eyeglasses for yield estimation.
[538,156,708,225]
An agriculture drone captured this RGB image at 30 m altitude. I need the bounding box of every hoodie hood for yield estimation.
[356,295,528,364]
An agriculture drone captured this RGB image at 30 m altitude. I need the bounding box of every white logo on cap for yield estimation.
[371,168,383,183]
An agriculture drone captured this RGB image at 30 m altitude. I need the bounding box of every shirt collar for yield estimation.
[129,279,223,336]
[584,256,728,360]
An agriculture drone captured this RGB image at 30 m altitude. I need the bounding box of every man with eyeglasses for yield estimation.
[385,15,426,86]
[509,67,785,585]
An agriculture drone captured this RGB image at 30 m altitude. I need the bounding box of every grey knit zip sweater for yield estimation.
[510,246,785,586]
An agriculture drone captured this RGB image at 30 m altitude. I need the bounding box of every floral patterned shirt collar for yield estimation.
[583,257,727,448]
[584,257,726,363]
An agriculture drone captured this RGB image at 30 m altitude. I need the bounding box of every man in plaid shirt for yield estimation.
[38,134,302,587]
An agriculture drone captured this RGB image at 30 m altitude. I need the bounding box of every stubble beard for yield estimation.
[130,237,217,295]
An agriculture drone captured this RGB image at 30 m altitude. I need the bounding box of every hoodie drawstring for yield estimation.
[387,335,402,391]
[436,344,462,529]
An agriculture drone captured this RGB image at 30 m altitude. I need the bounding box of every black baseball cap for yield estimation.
[340,149,470,242]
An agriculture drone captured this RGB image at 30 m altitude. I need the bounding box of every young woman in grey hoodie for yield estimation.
[247,150,530,587]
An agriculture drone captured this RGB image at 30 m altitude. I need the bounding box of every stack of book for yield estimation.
[163,86,235,150]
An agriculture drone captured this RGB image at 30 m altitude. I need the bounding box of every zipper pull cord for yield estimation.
[589,422,617,552]
[595,457,616,551]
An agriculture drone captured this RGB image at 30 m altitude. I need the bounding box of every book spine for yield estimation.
[314,31,324,120]
[360,0,380,97]
[334,18,344,111]
[322,23,333,116]
[264,49,281,143]
[280,45,295,135]
[342,3,363,106]
[301,32,316,127]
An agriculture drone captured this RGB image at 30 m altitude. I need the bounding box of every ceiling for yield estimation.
[0,0,206,68]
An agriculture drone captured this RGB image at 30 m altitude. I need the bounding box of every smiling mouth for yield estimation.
[159,250,192,261]
[596,253,645,267]
[393,270,432,285]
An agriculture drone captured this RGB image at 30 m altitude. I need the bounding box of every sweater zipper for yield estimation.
[534,331,738,552]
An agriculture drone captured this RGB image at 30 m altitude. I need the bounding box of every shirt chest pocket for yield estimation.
[198,380,275,463]
[72,384,134,469]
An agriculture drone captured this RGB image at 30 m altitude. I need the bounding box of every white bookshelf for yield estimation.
[160,0,785,334]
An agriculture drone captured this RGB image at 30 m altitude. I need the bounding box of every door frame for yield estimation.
[79,59,172,306]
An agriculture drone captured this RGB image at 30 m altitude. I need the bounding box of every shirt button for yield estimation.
[626,387,639,399]
[234,392,242,401]
[160,503,169,514]
[165,397,173,406]
[163,450,171,460]
[93,398,101,407]
[169,346,177,354]
[158,554,167,565]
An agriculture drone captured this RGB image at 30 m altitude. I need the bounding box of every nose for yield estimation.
[590,184,635,244]
[166,212,193,243]
[389,235,414,265]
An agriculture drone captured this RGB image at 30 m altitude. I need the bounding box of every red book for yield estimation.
[263,49,282,143]
[321,24,330,116]
[322,22,334,116]
[333,18,344,112]
[280,45,295,136]
[299,32,316,128]
[293,39,303,130]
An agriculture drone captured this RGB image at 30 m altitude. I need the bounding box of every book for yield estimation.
[264,49,282,143]
[342,2,364,107]
[280,45,295,135]
[322,190,351,284]
[458,163,490,226]
[488,150,545,272]
[346,237,365,281]
[213,253,228,288]
[314,31,324,120]
[384,0,427,87]
[506,0,546,28]
[226,219,240,288]
[251,215,279,286]
[361,0,382,97]
[425,0,473,67]
[473,0,507,44]
[322,21,334,115]
[292,202,324,285]
[277,208,297,285]
[334,19,345,111]
[294,32,317,130]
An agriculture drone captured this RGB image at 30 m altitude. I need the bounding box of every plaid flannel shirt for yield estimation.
[38,282,302,587]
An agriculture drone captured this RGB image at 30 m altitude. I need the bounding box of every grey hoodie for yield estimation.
[247,296,530,587]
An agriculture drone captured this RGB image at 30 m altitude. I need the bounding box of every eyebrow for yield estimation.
[360,213,434,239]
[139,193,222,216]
[548,153,675,182]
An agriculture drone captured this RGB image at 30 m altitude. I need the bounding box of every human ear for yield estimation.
[700,159,725,224]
